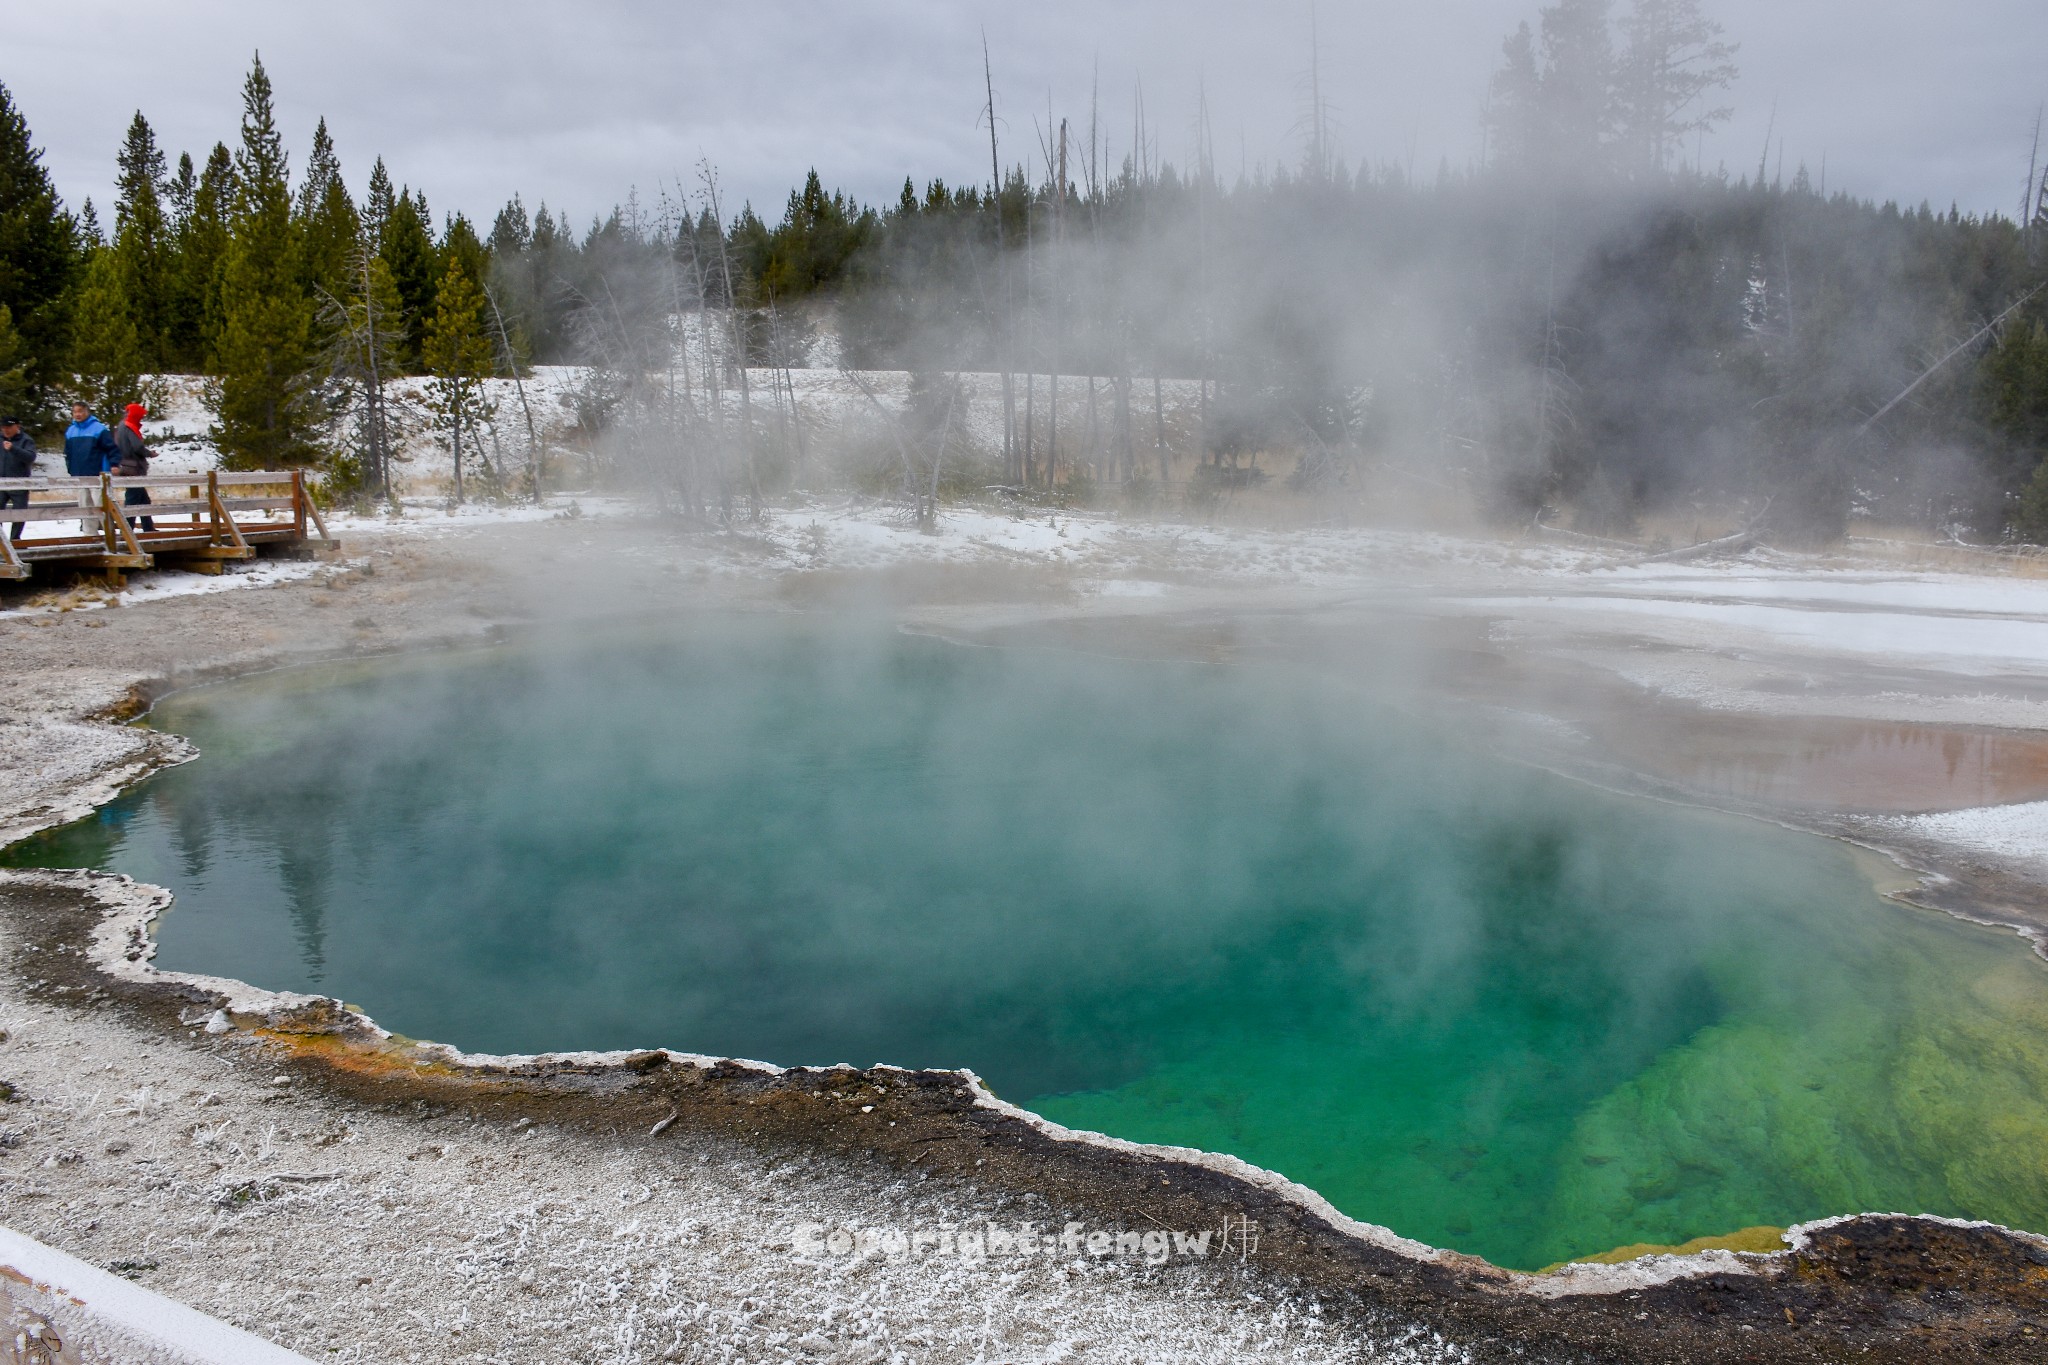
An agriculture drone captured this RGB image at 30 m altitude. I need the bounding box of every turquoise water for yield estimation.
[9,615,2048,1269]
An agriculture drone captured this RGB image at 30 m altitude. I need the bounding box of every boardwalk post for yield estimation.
[300,476,332,544]
[0,513,23,578]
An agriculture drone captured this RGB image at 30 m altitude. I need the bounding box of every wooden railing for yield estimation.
[0,470,336,582]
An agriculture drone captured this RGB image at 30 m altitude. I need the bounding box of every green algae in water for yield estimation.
[9,616,2048,1269]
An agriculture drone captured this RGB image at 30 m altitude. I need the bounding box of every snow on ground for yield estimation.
[117,558,330,610]
[0,559,333,620]
[1885,801,2048,876]
[1578,561,2048,620]
[125,366,1217,502]
[1460,592,2048,674]
[326,495,639,541]
[26,480,2048,673]
[19,453,2048,698]
[731,500,1600,589]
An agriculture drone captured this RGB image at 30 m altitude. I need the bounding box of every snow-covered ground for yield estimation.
[726,499,1588,585]
[118,365,1213,506]
[1887,801,2048,878]
[1463,583,2048,674]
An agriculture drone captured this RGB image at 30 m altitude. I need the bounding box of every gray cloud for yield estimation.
[12,1,2045,231]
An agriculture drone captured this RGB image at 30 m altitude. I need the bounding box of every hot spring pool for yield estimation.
[10,615,2048,1270]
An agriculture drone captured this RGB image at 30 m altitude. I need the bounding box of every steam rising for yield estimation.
[18,614,2048,1270]
[467,0,2046,545]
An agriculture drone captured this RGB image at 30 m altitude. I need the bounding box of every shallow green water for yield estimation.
[9,615,2048,1269]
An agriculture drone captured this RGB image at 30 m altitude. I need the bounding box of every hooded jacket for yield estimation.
[64,417,118,477]
[0,429,36,479]
[113,417,152,477]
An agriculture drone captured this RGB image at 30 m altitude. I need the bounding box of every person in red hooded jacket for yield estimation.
[112,402,155,532]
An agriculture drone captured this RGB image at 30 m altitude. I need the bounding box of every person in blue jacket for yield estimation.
[63,401,118,478]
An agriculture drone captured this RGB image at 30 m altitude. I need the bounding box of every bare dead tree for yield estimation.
[982,34,1018,481]
[1854,282,2048,438]
[482,283,543,499]
[2024,105,2044,265]
[699,161,760,518]
[315,242,404,503]
[670,192,731,517]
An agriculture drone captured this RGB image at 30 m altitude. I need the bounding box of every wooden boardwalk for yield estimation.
[0,471,339,585]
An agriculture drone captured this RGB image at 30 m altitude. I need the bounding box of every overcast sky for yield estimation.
[10,1,2044,234]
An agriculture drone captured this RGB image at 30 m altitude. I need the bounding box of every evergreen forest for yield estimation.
[1,1,2045,541]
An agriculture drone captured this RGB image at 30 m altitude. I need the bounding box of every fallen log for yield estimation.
[1628,527,1759,566]
[1529,517,1647,553]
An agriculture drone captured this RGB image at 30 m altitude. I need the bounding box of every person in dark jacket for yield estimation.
[63,402,117,478]
[112,402,154,532]
[0,415,37,541]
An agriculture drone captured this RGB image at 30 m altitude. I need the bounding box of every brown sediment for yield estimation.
[1586,714,2048,813]
[1554,1226,1791,1269]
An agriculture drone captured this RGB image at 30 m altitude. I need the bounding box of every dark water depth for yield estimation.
[10,615,2048,1269]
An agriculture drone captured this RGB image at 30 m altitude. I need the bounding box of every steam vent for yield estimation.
[3,3,2047,1359]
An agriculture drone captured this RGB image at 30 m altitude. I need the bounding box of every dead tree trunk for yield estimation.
[1154,375,1168,483]
[483,284,543,500]
[1049,372,1059,485]
[1086,376,1098,480]
[702,163,759,518]
[451,380,464,505]
[1023,369,1036,486]
[983,40,1018,483]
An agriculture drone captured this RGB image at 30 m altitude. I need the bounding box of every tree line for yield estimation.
[2,2,2045,538]
[0,55,500,497]
[470,0,2048,539]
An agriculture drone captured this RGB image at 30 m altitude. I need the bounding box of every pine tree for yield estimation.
[523,202,580,360]
[69,248,149,418]
[484,196,536,363]
[212,54,318,467]
[0,79,74,406]
[295,117,360,303]
[1537,0,1615,176]
[168,143,235,367]
[1491,1,1617,179]
[440,212,488,291]
[361,156,396,251]
[379,187,438,366]
[0,305,30,420]
[1987,318,2048,541]
[1613,0,1738,176]
[166,151,195,226]
[1487,24,1544,168]
[488,195,531,257]
[421,256,497,500]
[113,111,172,364]
[294,118,339,224]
